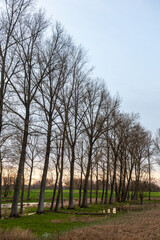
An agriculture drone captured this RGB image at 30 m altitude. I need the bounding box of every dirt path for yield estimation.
[60,207,160,240]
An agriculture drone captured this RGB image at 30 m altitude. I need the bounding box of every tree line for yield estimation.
[0,0,157,218]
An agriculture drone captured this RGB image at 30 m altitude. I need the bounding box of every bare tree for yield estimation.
[0,0,34,219]
[36,24,72,213]
[80,80,118,208]
[0,0,34,139]
[64,47,90,209]
[8,11,48,217]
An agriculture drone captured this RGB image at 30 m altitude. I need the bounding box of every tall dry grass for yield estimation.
[0,227,37,240]
[59,208,160,240]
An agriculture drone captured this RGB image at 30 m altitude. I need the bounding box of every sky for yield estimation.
[37,0,160,134]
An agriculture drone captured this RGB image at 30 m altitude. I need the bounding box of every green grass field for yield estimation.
[2,189,160,204]
[0,204,116,236]
[1,189,108,203]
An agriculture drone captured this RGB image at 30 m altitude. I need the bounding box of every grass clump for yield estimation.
[0,227,37,240]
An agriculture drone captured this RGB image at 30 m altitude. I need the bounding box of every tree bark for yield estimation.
[20,172,24,214]
[117,158,123,202]
[123,166,134,202]
[95,163,98,205]
[61,184,63,209]
[68,145,75,209]
[27,161,33,201]
[90,166,93,205]
[54,129,65,212]
[148,153,151,201]
[109,155,117,204]
[104,142,110,204]
[79,170,83,206]
[37,117,52,213]
[0,153,2,219]
[121,158,127,202]
[81,143,93,208]
[50,167,59,210]
[101,164,105,204]
[10,108,29,217]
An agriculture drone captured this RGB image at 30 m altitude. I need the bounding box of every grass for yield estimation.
[0,227,37,240]
[59,206,160,240]
[0,200,160,239]
[2,189,103,203]
[0,202,160,239]
[1,190,160,239]
[0,204,117,237]
[2,189,160,204]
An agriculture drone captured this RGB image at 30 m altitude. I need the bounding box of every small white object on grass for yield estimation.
[113,208,116,214]
[107,209,111,214]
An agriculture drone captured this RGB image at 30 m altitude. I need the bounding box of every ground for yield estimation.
[0,190,160,239]
[60,207,160,240]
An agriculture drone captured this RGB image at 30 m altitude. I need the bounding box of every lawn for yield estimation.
[0,204,120,237]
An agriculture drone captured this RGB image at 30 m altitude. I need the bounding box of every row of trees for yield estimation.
[0,0,158,218]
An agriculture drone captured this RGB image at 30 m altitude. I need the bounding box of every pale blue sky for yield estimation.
[38,0,160,133]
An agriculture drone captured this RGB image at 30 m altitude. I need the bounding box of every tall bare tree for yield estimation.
[0,0,34,218]
[37,24,72,213]
[8,11,48,217]
[65,47,90,209]
[80,80,118,207]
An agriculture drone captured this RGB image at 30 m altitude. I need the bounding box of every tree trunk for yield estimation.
[132,166,140,200]
[61,184,63,209]
[123,166,134,202]
[20,172,24,214]
[118,159,123,202]
[81,143,93,208]
[54,177,62,212]
[27,161,33,201]
[121,159,127,202]
[101,164,105,204]
[104,144,109,204]
[0,154,2,219]
[109,155,117,204]
[68,145,75,209]
[0,60,5,138]
[10,109,29,217]
[79,171,83,206]
[148,154,151,201]
[115,181,118,202]
[54,130,65,212]
[90,166,93,205]
[37,117,52,213]
[0,62,4,219]
[50,169,59,210]
[95,163,98,205]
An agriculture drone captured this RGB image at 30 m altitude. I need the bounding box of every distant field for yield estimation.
[2,189,160,203]
[2,189,107,203]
